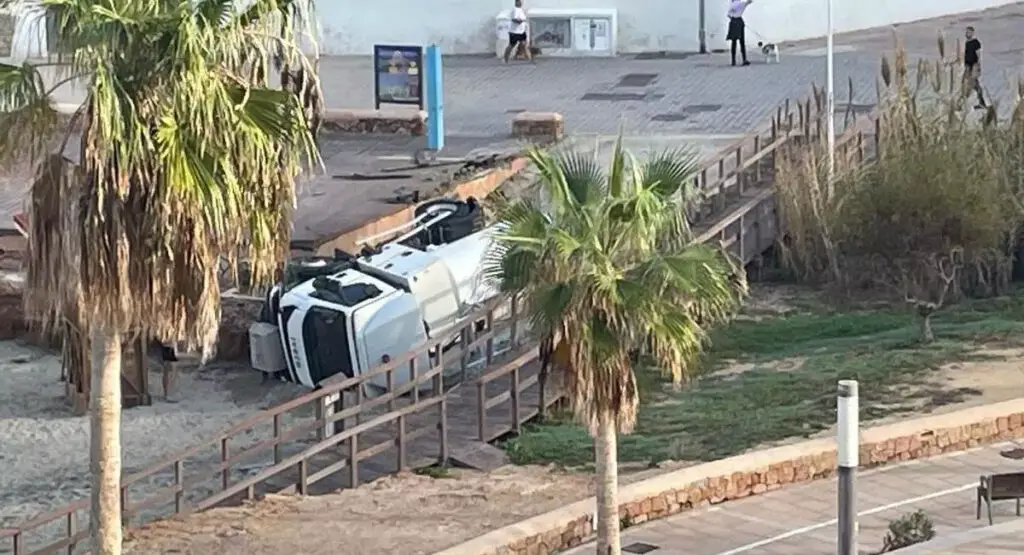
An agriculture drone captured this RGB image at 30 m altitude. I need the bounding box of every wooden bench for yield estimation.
[322,108,427,136]
[976,472,1024,525]
[511,111,564,142]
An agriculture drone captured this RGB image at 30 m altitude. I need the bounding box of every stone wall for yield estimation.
[511,112,564,143]
[0,291,27,339]
[314,157,529,256]
[216,295,264,362]
[437,400,1024,555]
[322,108,426,136]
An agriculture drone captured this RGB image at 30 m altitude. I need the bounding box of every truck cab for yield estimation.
[274,270,431,390]
[250,198,502,391]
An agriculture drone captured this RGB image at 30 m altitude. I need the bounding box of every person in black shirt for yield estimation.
[963,26,986,109]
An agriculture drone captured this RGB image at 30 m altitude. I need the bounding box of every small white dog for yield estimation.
[758,41,780,64]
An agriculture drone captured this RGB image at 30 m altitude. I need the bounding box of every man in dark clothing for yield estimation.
[963,26,986,109]
[727,0,753,66]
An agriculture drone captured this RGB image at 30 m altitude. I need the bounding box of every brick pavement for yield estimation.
[310,4,1024,137]
[40,4,1024,139]
[561,442,1024,555]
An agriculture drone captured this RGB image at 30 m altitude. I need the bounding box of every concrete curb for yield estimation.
[435,399,1024,555]
[311,156,529,257]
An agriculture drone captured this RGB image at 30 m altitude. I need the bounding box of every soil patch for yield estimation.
[123,466,594,555]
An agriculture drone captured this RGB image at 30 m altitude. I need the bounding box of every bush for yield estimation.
[775,34,1024,341]
[875,510,936,553]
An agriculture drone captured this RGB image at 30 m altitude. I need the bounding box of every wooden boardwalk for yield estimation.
[258,341,560,496]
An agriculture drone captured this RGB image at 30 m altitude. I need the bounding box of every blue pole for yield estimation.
[425,44,445,151]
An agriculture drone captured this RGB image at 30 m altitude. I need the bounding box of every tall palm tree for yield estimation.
[0,1,319,553]
[486,142,747,554]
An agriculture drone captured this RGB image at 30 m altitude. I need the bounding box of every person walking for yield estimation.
[503,0,532,63]
[963,26,987,109]
[727,0,753,66]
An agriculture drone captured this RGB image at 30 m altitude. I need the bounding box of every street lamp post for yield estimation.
[837,380,859,555]
[826,0,835,186]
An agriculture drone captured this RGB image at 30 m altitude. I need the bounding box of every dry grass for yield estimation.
[774,34,1024,324]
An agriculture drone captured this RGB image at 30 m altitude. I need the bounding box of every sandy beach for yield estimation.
[0,339,309,532]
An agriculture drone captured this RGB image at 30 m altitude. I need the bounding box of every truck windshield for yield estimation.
[301,306,356,384]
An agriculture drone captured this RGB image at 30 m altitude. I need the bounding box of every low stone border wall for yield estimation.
[512,112,564,142]
[322,108,427,136]
[436,399,1024,555]
[217,295,265,362]
[313,156,530,257]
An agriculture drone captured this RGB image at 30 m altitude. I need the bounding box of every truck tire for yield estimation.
[414,198,482,245]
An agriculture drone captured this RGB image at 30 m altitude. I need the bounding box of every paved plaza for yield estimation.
[562,442,1024,555]
[314,4,1024,138]
[40,4,1024,141]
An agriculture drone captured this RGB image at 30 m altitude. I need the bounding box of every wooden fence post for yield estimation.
[477,381,487,441]
[439,399,449,465]
[220,438,230,490]
[511,366,521,433]
[397,414,408,471]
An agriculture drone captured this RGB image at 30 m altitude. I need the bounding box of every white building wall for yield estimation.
[734,0,1017,49]
[2,7,48,61]
[2,0,1016,61]
[319,0,504,55]
[320,0,1019,56]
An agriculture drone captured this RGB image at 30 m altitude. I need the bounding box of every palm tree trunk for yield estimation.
[594,412,622,555]
[90,327,123,555]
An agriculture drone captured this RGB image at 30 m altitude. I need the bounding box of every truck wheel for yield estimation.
[414,198,482,245]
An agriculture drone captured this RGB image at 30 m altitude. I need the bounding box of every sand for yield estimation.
[123,466,595,555]
[0,340,309,531]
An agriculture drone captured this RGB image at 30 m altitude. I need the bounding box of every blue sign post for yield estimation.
[424,44,445,152]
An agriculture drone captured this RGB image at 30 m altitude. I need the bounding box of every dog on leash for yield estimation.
[758,41,780,64]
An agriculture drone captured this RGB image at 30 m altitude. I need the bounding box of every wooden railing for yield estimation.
[691,89,881,261]
[2,90,883,555]
[1,298,516,555]
[474,346,563,442]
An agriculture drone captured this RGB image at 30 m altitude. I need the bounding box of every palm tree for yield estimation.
[486,142,747,554]
[0,1,319,553]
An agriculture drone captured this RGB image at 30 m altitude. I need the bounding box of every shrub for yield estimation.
[774,33,1024,341]
[875,510,936,553]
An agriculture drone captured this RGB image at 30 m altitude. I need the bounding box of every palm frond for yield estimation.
[606,133,626,198]
[11,0,319,357]
[488,137,746,435]
[551,148,604,205]
[641,146,702,200]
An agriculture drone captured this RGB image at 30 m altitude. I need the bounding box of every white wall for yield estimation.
[317,0,715,54]
[726,0,1017,50]
[319,0,503,55]
[1,7,48,61]
[3,0,1015,60]
[320,0,1019,55]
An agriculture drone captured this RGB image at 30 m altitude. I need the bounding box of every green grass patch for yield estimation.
[501,293,1024,468]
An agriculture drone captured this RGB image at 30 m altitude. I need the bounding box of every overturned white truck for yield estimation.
[248,198,515,390]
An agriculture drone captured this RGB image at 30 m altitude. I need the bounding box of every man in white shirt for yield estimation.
[726,0,753,66]
[503,0,532,63]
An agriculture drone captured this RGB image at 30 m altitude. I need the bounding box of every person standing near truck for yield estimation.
[503,0,532,63]
[963,26,987,109]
